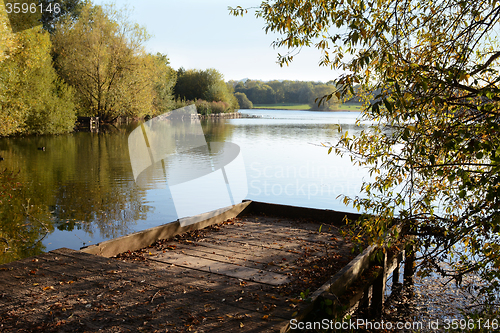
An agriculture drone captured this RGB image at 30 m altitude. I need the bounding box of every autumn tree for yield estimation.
[52,3,156,122]
[231,0,500,299]
[0,3,76,136]
[150,52,177,116]
[38,0,87,33]
[309,84,339,111]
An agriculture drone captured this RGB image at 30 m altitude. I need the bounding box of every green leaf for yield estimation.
[383,99,392,112]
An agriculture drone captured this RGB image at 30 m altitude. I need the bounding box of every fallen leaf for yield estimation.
[106,270,122,274]
[289,298,303,303]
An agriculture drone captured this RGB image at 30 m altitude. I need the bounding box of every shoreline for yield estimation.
[243,108,360,112]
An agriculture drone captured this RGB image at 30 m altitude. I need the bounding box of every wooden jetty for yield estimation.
[76,117,99,132]
[0,201,405,332]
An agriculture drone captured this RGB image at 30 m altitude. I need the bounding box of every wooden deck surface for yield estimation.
[0,214,354,332]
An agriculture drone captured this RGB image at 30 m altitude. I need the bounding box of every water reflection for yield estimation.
[0,110,365,263]
[0,125,152,262]
[233,111,369,210]
[0,169,52,264]
[128,106,247,225]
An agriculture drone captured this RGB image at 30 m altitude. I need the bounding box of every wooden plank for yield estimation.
[157,243,300,273]
[211,226,341,246]
[207,233,330,254]
[150,251,290,286]
[185,239,302,259]
[223,217,342,239]
[326,245,378,297]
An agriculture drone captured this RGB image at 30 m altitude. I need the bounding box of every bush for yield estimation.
[167,99,231,116]
[210,101,229,114]
[195,99,211,115]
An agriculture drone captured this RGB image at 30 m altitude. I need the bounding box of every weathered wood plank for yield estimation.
[155,243,301,273]
[150,251,291,286]
[220,218,343,242]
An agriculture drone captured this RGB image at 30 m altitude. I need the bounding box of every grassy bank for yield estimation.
[252,103,362,111]
[252,103,311,110]
[336,103,362,111]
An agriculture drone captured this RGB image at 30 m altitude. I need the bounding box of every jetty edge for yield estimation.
[0,200,407,332]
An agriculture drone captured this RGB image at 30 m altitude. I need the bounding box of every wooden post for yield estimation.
[90,117,99,132]
[392,249,404,286]
[402,244,416,302]
[358,285,372,312]
[403,244,415,282]
[371,250,387,317]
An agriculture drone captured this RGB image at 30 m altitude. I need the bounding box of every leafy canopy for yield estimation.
[0,2,76,136]
[52,3,156,122]
[231,0,500,296]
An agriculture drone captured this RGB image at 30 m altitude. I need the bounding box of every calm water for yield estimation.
[0,110,370,263]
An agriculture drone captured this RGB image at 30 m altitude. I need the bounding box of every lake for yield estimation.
[0,110,370,263]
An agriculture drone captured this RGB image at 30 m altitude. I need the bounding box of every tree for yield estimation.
[52,3,155,122]
[309,84,338,111]
[267,80,285,103]
[298,82,314,104]
[1,4,76,136]
[231,1,500,299]
[151,53,177,116]
[174,68,239,111]
[235,92,253,109]
[38,0,87,33]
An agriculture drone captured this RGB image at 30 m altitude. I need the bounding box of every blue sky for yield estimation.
[93,0,343,82]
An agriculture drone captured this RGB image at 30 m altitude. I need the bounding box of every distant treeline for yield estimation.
[228,80,358,110]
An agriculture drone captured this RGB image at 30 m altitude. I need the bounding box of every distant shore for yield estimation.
[251,103,362,111]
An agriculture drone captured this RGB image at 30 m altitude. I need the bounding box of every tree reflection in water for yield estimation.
[0,119,236,263]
